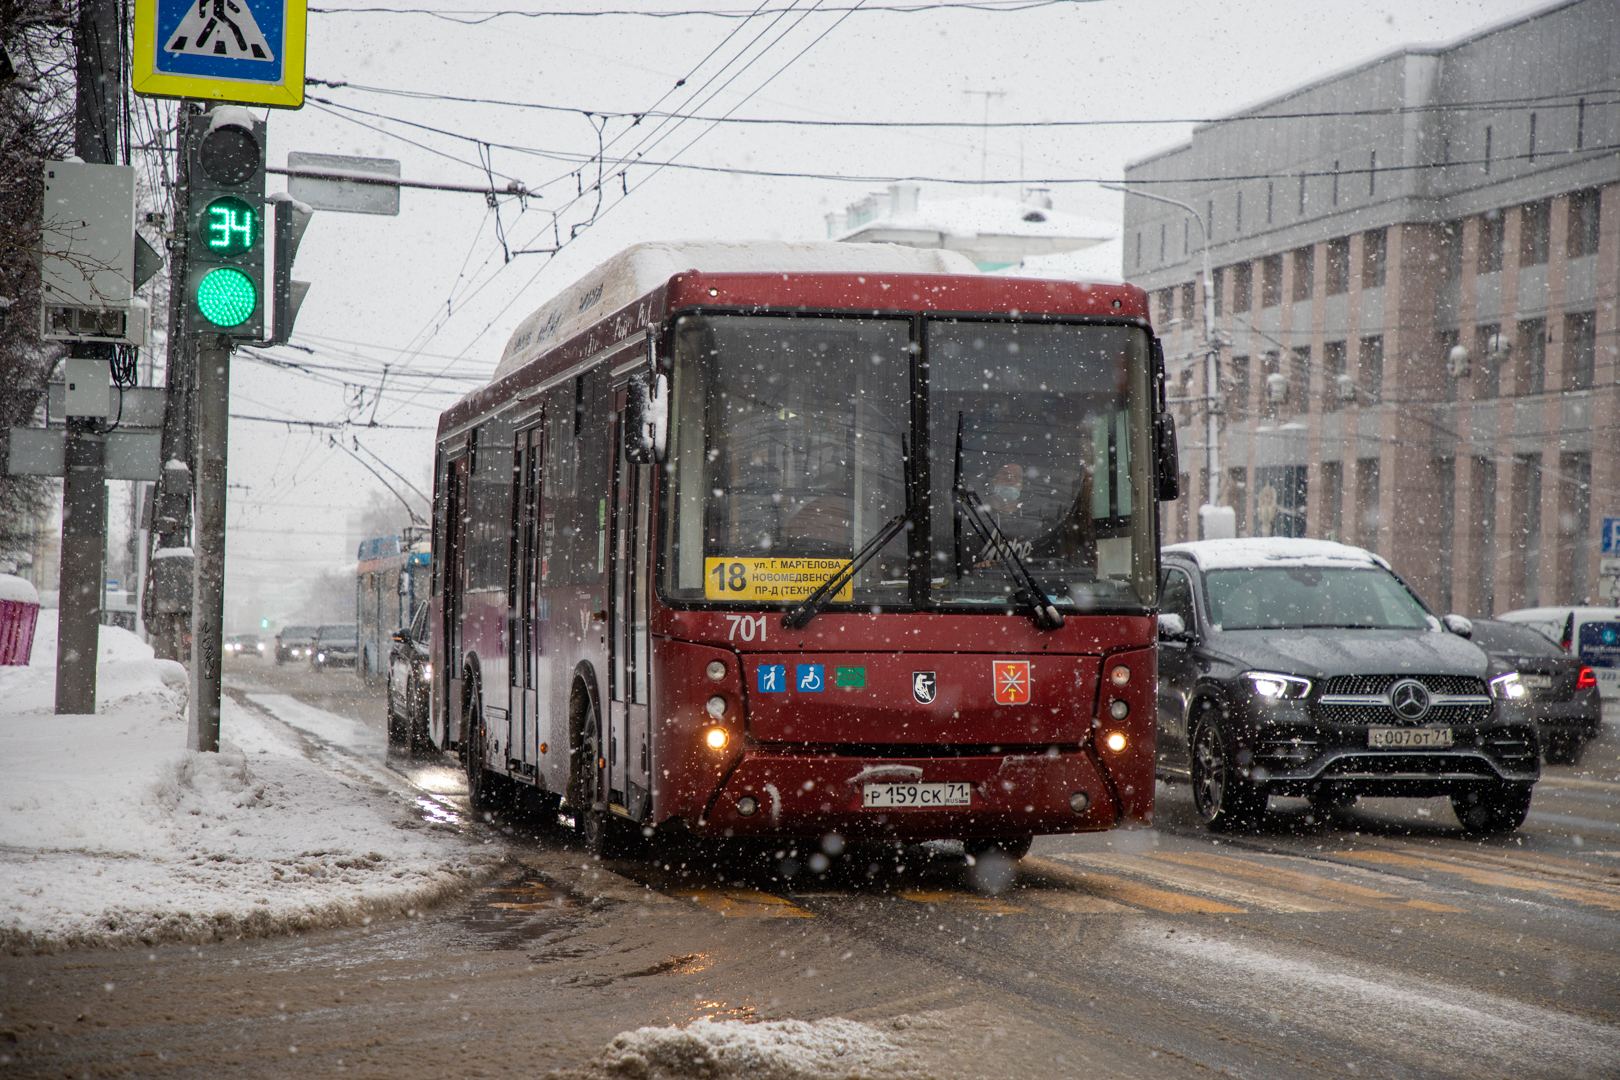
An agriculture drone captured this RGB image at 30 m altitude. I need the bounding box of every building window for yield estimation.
[1227,467,1248,536]
[1517,453,1542,607]
[1568,189,1601,258]
[1560,452,1592,603]
[1519,200,1550,267]
[1518,318,1546,395]
[1437,458,1456,613]
[1356,457,1381,552]
[1266,180,1274,224]
[1478,210,1504,274]
[1261,255,1282,308]
[1323,340,1347,411]
[1292,345,1313,413]
[1135,231,1141,268]
[1483,124,1492,174]
[1332,160,1341,206]
[1368,150,1377,196]
[1291,246,1314,302]
[1263,350,1283,421]
[1358,335,1383,398]
[1473,456,1497,615]
[1184,219,1190,256]
[1298,173,1307,215]
[1321,460,1343,542]
[1527,113,1537,164]
[1213,267,1224,318]
[1577,98,1587,149]
[1228,355,1250,414]
[1159,222,1166,263]
[1475,323,1502,399]
[1254,465,1308,538]
[1438,329,1461,403]
[1326,237,1350,295]
[1181,282,1197,324]
[1565,311,1596,390]
[1235,190,1243,233]
[1157,289,1173,326]
[1233,263,1253,312]
[1443,220,1464,280]
[1362,228,1386,289]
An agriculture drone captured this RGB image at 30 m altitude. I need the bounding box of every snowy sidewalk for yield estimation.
[0,613,503,953]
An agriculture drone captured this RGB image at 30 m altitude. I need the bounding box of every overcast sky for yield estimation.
[191,0,1547,626]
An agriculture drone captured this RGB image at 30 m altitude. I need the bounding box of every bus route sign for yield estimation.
[704,557,853,603]
[132,0,307,108]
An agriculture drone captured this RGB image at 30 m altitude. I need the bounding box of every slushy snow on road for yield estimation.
[0,612,500,952]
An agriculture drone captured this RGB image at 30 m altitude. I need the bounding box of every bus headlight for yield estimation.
[705,695,728,719]
[705,727,729,751]
[1103,732,1127,753]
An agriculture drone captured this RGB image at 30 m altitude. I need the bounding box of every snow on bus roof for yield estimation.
[1164,537,1391,572]
[492,240,978,384]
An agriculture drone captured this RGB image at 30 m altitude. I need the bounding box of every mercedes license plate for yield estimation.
[862,782,972,808]
[1368,727,1453,749]
[1520,674,1552,689]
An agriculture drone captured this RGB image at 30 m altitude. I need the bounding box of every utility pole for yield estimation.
[962,88,1005,184]
[192,335,229,752]
[1102,182,1231,538]
[55,0,122,714]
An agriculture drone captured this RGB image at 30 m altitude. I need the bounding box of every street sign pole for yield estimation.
[191,337,230,752]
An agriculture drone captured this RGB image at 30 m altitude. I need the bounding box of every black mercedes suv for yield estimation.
[1156,539,1539,833]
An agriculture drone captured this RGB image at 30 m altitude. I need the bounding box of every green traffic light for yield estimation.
[202,196,257,255]
[196,267,258,327]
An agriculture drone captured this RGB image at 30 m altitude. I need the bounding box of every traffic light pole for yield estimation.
[55,0,121,714]
[191,336,230,752]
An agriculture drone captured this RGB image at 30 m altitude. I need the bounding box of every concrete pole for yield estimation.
[191,338,231,752]
[55,0,122,714]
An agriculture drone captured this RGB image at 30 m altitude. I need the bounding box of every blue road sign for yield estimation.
[133,0,306,108]
[1602,517,1620,556]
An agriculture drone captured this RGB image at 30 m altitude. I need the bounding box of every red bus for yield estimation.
[429,241,1177,858]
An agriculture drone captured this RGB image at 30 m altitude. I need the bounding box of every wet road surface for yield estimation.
[2,657,1617,1078]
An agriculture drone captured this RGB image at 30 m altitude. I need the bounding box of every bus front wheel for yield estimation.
[464,673,498,813]
[570,681,623,859]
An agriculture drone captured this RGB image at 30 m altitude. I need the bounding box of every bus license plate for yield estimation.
[1367,727,1453,749]
[862,782,972,809]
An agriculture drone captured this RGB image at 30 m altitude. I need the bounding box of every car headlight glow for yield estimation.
[317,652,325,662]
[1490,672,1526,700]
[1244,671,1312,699]
[422,662,433,681]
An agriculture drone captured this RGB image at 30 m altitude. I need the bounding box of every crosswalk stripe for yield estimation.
[1151,851,1465,914]
[1062,852,1345,913]
[1340,850,1620,911]
[898,889,1025,915]
[667,887,817,918]
[1024,856,1246,913]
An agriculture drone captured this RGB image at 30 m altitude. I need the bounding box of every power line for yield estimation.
[307,0,1081,21]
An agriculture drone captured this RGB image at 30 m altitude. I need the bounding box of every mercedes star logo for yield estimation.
[1388,678,1432,721]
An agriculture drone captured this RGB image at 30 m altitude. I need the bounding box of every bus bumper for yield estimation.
[697,746,1127,839]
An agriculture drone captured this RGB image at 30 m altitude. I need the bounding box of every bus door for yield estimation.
[608,405,653,820]
[511,420,545,781]
[445,448,471,746]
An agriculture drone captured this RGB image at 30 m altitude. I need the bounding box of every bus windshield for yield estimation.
[660,313,1155,613]
[927,320,1154,612]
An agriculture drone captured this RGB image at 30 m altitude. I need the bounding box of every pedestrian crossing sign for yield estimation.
[132,0,307,108]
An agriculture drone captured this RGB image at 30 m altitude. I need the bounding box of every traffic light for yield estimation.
[187,108,267,338]
[267,192,314,345]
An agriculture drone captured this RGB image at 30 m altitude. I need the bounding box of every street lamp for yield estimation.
[1103,184,1229,537]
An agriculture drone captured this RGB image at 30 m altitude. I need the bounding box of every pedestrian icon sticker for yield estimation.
[797,665,824,692]
[166,0,275,60]
[757,665,786,693]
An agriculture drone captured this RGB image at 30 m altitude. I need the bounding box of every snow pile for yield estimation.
[598,1017,922,1080]
[0,573,39,605]
[0,612,500,953]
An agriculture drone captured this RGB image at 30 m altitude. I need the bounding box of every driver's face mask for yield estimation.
[994,485,1022,504]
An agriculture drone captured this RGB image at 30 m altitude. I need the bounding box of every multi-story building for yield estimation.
[1124,0,1619,615]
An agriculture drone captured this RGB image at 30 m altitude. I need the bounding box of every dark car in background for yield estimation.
[313,624,359,672]
[387,603,432,750]
[275,625,318,665]
[1157,538,1540,834]
[1468,618,1601,766]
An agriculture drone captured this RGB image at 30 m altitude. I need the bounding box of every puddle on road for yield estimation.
[415,795,461,826]
[448,868,584,951]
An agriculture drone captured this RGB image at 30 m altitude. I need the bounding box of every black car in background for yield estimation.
[313,624,359,672]
[1157,539,1540,833]
[1468,618,1601,766]
[387,603,432,750]
[276,625,318,665]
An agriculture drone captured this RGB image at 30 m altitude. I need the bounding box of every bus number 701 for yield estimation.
[725,614,767,642]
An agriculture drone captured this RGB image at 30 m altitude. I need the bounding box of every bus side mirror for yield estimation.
[1156,411,1180,501]
[625,372,669,464]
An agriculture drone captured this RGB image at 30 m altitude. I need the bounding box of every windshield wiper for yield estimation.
[781,513,909,630]
[952,412,1064,631]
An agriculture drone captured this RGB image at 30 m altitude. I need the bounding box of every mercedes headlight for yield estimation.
[1244,671,1312,700]
[1490,672,1526,700]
